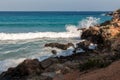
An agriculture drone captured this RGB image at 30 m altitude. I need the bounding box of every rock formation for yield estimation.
[45,43,75,50]
[81,9,120,50]
[0,59,44,80]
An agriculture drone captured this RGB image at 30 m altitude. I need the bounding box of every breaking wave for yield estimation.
[0,17,100,41]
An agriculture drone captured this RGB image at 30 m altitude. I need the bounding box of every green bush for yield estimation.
[79,58,111,71]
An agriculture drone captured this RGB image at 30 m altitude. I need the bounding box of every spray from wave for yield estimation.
[0,17,100,41]
[78,17,100,29]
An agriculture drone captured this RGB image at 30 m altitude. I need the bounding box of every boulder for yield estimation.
[0,59,44,80]
[51,50,57,55]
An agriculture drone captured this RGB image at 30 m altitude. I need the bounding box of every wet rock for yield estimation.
[106,12,113,16]
[51,50,57,55]
[0,59,44,80]
[45,43,75,50]
[81,27,103,44]
[75,40,94,53]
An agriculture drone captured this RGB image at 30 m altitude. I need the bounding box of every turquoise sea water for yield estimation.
[0,11,111,33]
[0,11,111,73]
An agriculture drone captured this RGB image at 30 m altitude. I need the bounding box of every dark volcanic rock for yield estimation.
[81,27,104,44]
[100,20,111,26]
[81,26,120,50]
[41,57,58,69]
[0,59,44,80]
[51,50,57,55]
[111,37,120,53]
[45,43,75,50]
[75,40,93,53]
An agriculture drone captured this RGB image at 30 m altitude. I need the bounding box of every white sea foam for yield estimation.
[0,27,80,40]
[0,17,100,41]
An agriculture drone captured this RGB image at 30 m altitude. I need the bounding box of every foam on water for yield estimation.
[0,58,26,73]
[0,17,100,73]
[0,29,80,41]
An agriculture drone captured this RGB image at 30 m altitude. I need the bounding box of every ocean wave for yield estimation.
[0,25,80,40]
[0,17,100,41]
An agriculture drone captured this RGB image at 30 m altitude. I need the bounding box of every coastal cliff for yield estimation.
[0,9,120,80]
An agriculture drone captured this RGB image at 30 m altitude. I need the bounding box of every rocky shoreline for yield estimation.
[0,9,120,80]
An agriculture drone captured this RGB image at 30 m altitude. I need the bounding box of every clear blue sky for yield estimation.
[0,0,120,11]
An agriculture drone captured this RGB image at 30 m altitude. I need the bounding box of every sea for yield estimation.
[0,11,111,73]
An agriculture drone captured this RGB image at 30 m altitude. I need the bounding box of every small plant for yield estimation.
[79,57,111,71]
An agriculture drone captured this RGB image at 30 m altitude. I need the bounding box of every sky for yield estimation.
[0,0,120,11]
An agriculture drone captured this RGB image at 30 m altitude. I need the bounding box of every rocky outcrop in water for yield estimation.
[45,43,75,50]
[0,59,44,80]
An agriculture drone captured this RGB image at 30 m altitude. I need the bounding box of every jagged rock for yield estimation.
[81,27,103,44]
[44,63,71,74]
[0,59,44,80]
[111,37,120,53]
[45,43,75,50]
[41,57,58,69]
[81,26,120,50]
[75,40,93,53]
[100,20,111,26]
[106,12,113,16]
[45,43,74,50]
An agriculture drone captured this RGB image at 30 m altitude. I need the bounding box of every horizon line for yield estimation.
[0,10,112,12]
